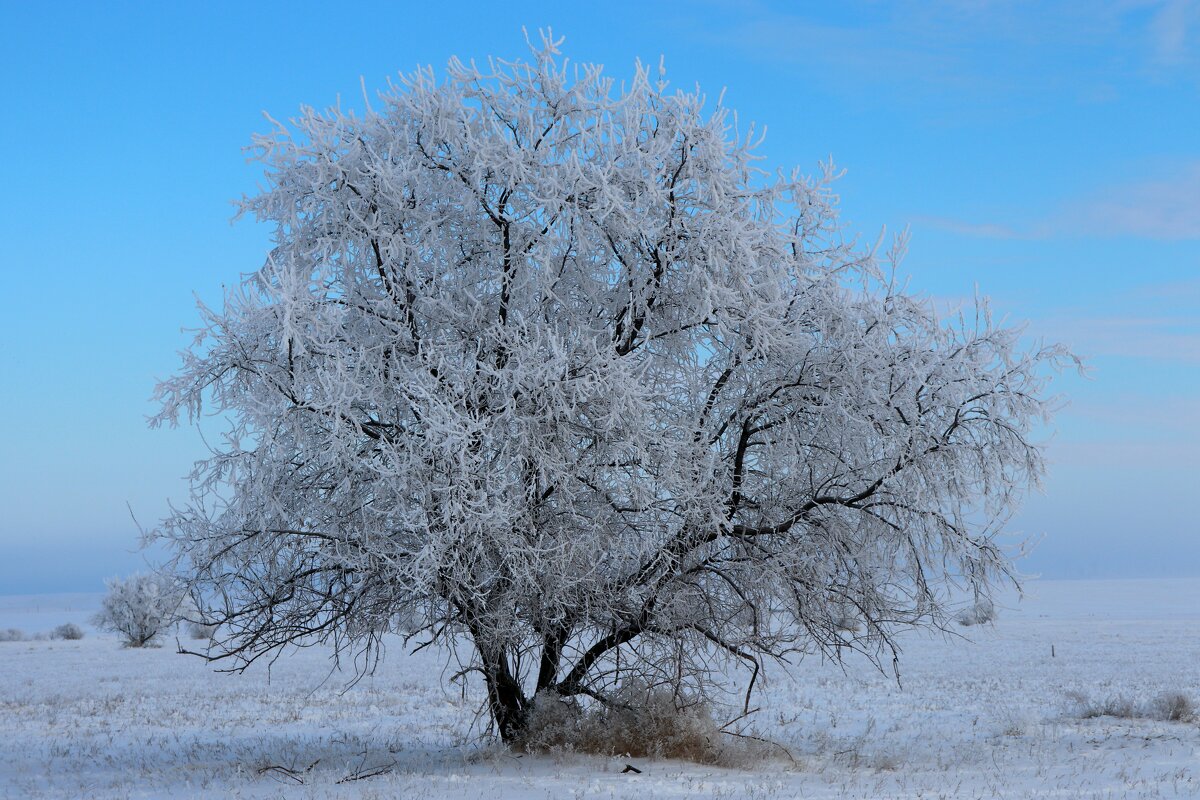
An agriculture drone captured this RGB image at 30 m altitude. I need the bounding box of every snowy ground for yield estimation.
[1,579,1198,799]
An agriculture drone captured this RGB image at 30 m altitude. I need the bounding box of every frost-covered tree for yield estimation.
[154,35,1074,741]
[93,573,183,648]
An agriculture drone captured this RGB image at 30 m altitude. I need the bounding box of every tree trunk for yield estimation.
[478,645,528,743]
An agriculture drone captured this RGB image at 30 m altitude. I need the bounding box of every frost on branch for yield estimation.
[152,33,1076,742]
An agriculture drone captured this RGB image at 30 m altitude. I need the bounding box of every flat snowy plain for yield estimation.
[2,578,1198,799]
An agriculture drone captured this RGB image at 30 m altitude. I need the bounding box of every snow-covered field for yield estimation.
[2,579,1198,799]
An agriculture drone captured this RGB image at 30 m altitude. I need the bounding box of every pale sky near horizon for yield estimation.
[1,1,1197,593]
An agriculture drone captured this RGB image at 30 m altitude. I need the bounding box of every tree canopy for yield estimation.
[154,34,1074,741]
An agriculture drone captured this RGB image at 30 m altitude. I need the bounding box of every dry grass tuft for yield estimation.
[1066,690,1196,723]
[515,682,771,766]
[1150,691,1195,723]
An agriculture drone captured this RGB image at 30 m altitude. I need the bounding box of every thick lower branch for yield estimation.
[536,624,571,692]
[554,623,643,696]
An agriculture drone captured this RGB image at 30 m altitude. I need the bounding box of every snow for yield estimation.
[1,578,1198,799]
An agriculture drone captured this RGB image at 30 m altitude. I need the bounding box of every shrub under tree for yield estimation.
[153,35,1074,742]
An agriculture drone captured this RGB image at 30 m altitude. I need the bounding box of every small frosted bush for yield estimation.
[185,620,218,641]
[0,628,26,642]
[51,623,85,641]
[93,573,184,647]
[177,597,219,640]
[955,598,996,626]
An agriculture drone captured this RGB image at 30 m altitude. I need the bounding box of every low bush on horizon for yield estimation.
[50,623,85,641]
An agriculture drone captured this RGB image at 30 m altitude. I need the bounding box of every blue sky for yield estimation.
[1,1,1196,593]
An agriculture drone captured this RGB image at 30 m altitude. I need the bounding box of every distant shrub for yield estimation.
[185,620,218,641]
[0,628,26,642]
[954,598,996,626]
[92,573,184,648]
[176,597,219,641]
[832,608,863,633]
[51,623,85,641]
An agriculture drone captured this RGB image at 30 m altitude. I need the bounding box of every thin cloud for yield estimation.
[1130,275,1200,300]
[1148,0,1200,67]
[918,162,1200,241]
[692,1,1200,106]
[914,215,1024,239]
[1068,392,1200,432]
[1033,313,1200,363]
[710,15,958,90]
[1046,438,1200,468]
[1055,163,1200,240]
